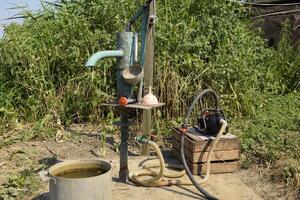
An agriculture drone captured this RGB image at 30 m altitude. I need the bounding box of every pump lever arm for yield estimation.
[126,0,156,31]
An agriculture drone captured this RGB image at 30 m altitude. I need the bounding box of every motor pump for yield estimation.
[197,109,227,135]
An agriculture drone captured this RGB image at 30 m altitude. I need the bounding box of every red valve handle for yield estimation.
[119,97,129,107]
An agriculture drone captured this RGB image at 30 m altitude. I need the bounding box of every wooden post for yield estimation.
[141,0,156,156]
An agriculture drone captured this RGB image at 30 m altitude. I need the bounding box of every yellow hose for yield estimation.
[141,159,185,178]
[129,141,169,186]
[129,120,228,187]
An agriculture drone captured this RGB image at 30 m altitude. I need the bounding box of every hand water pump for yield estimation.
[85,0,162,182]
[85,1,228,200]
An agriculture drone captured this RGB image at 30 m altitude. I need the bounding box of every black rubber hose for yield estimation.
[180,135,219,200]
[181,88,220,200]
[183,89,219,127]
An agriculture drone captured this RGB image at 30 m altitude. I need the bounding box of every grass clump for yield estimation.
[232,93,300,189]
[0,169,40,200]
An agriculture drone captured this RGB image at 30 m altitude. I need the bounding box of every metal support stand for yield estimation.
[116,32,134,182]
[119,108,130,181]
[85,0,161,183]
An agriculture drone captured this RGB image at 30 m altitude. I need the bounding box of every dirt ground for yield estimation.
[0,125,291,200]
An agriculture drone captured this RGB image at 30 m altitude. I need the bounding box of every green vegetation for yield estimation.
[0,0,299,191]
[0,167,40,199]
[232,93,300,188]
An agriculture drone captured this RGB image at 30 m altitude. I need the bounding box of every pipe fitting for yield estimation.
[135,135,149,144]
[85,50,124,68]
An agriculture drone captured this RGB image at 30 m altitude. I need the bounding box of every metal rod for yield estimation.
[137,6,149,104]
[238,1,300,6]
[116,32,134,182]
[126,0,155,31]
[134,33,138,63]
[119,108,129,182]
[252,9,300,19]
[126,7,144,31]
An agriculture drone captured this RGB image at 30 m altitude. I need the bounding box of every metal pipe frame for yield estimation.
[84,0,156,183]
[126,0,154,31]
[85,50,124,68]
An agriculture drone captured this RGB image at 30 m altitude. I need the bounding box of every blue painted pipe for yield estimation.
[85,50,124,68]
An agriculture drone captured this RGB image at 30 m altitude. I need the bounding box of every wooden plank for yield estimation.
[171,149,240,175]
[141,0,156,156]
[172,128,241,152]
[172,141,240,162]
[127,103,164,109]
[101,102,165,110]
[173,127,238,142]
[189,161,240,175]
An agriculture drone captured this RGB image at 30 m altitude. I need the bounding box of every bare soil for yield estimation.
[0,125,292,200]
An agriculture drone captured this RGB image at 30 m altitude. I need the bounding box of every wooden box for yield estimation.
[172,127,241,175]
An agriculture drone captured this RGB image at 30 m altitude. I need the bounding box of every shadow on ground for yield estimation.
[32,192,49,200]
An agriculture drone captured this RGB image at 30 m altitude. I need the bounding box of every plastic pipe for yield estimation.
[85,50,124,68]
[129,140,166,186]
[145,141,164,184]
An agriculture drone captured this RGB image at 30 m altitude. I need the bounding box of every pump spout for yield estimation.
[85,50,124,68]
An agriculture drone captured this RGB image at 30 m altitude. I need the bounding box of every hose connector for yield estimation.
[179,124,188,135]
[135,135,149,144]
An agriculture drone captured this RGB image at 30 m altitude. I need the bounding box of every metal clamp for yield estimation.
[135,135,149,144]
[149,15,157,24]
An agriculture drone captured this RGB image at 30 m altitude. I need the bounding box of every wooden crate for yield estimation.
[172,127,241,175]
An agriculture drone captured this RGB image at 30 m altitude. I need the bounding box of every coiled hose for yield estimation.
[129,140,186,187]
[129,120,227,190]
[129,89,227,200]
